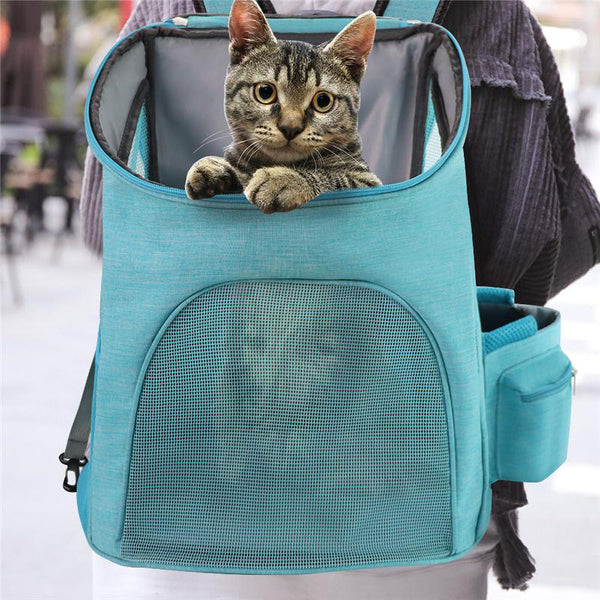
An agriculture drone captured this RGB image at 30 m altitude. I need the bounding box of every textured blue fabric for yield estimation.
[477,287,515,305]
[82,15,486,572]
[201,0,232,13]
[183,15,417,32]
[382,0,440,22]
[89,143,486,569]
[201,0,442,21]
[497,348,572,482]
[77,463,90,536]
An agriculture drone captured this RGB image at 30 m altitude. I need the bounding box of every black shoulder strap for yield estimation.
[59,356,95,492]
[373,1,389,16]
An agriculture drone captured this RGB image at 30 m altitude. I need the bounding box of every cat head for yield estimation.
[225,0,376,164]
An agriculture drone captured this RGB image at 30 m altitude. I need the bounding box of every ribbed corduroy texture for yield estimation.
[440,0,599,303]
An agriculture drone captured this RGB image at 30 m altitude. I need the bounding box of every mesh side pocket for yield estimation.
[121,281,452,571]
[127,103,150,178]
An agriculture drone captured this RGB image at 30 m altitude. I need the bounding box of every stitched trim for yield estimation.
[142,36,160,182]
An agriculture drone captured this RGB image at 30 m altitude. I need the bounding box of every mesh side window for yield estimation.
[121,281,452,571]
[423,97,443,172]
[127,103,150,178]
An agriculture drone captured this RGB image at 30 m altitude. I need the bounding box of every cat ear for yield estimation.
[324,12,376,81]
[228,0,276,63]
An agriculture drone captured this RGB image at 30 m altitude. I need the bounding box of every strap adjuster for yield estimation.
[59,453,88,493]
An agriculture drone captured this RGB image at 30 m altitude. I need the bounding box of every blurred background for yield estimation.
[0,1,598,598]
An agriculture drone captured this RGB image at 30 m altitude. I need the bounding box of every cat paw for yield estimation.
[245,167,314,213]
[185,157,238,199]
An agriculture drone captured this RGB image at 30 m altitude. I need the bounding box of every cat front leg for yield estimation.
[244,167,318,214]
[185,156,242,199]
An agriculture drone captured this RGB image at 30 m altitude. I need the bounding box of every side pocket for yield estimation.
[497,348,573,482]
[479,287,574,483]
[119,280,455,571]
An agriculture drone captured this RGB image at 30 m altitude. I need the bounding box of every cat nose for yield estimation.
[278,123,305,141]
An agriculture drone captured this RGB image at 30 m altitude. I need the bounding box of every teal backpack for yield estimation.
[60,1,574,574]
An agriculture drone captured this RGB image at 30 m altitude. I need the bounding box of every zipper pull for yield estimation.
[572,367,577,396]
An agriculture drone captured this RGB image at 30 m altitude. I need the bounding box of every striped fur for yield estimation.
[185,0,381,212]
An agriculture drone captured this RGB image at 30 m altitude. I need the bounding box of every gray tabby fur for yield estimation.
[185,0,381,213]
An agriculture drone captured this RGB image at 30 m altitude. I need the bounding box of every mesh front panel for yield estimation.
[121,282,452,571]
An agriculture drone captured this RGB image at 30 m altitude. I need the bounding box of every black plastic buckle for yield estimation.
[59,453,88,493]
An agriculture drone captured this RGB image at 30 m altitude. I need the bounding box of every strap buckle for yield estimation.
[59,453,88,493]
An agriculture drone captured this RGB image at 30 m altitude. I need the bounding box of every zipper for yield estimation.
[520,365,575,403]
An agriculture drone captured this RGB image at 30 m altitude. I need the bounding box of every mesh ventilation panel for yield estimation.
[423,123,443,172]
[423,97,443,173]
[121,281,452,571]
[483,315,538,355]
[127,103,150,178]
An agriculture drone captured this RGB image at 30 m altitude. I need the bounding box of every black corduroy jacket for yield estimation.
[437,0,599,305]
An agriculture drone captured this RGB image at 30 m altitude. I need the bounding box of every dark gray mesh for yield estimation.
[121,281,452,571]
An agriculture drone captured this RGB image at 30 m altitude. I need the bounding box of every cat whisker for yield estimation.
[237,141,259,162]
[315,149,325,170]
[192,133,236,154]
[327,144,365,170]
[192,127,237,148]
[192,128,247,154]
[245,142,264,165]
[237,141,262,167]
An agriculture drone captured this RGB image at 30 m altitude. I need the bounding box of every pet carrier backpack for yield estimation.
[60,1,574,574]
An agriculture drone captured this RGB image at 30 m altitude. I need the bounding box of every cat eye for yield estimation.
[254,82,277,104]
[312,91,335,113]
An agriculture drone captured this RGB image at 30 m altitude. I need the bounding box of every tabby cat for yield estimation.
[185,0,381,213]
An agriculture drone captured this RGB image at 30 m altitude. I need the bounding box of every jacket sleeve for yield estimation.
[528,13,600,297]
